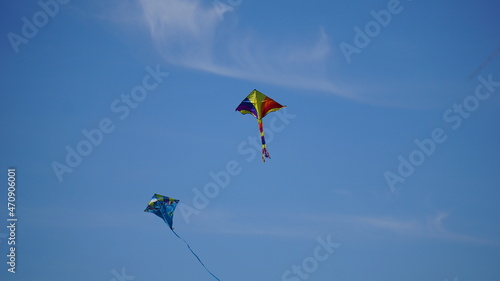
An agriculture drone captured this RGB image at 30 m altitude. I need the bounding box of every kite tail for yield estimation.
[258,118,270,162]
[171,230,221,281]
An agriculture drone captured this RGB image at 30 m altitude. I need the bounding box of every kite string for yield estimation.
[171,230,221,281]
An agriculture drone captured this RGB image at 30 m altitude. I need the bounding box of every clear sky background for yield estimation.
[1,0,500,280]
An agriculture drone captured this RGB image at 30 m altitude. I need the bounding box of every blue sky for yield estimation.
[1,0,500,280]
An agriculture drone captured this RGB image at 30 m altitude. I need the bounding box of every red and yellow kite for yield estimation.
[235,89,286,162]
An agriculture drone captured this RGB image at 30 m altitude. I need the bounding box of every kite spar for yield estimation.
[144,194,221,281]
[235,89,286,162]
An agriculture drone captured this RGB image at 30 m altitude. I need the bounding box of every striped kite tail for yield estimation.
[258,118,270,162]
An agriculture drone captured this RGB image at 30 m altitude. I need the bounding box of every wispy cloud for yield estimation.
[190,208,499,245]
[139,0,218,67]
[134,0,349,97]
[308,212,500,245]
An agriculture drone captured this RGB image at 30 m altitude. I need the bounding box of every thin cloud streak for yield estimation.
[192,209,499,245]
[308,212,500,245]
[136,0,350,98]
